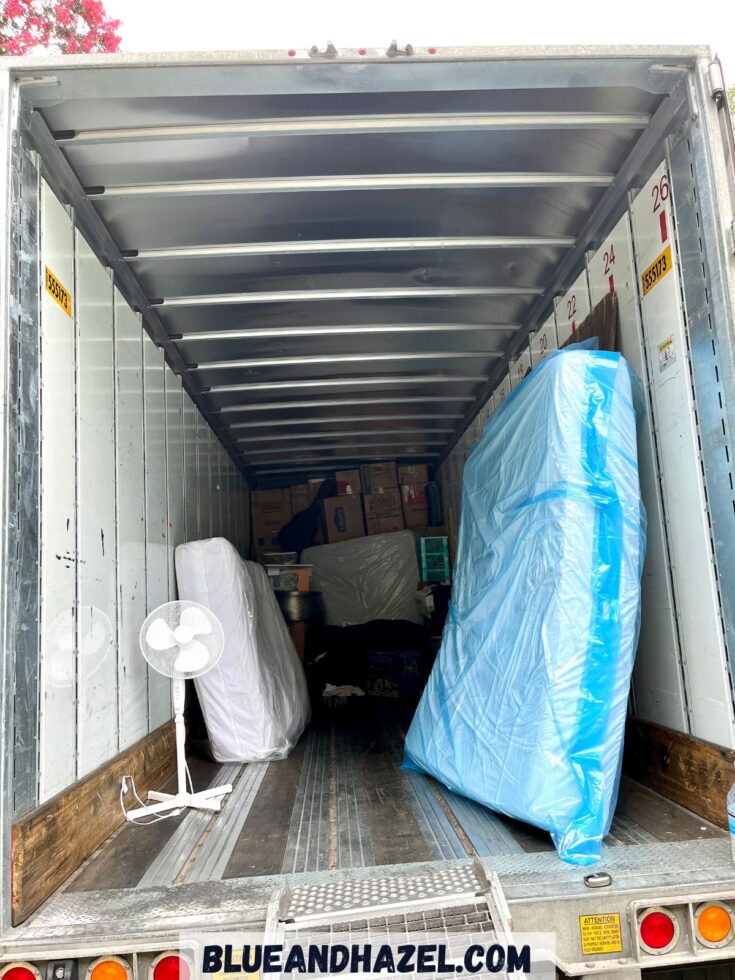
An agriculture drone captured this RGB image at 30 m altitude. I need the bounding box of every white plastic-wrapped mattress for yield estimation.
[175,537,310,761]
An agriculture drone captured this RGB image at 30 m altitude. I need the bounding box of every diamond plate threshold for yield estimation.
[280,859,487,925]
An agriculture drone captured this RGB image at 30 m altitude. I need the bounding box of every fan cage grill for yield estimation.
[139,601,224,679]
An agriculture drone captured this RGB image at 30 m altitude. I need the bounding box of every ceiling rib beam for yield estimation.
[127,236,574,261]
[176,323,520,340]
[88,172,614,198]
[158,286,541,308]
[190,351,501,371]
[227,413,464,429]
[207,375,486,394]
[244,441,445,457]
[236,427,455,444]
[216,396,475,412]
[439,77,692,465]
[61,111,651,145]
[251,455,440,474]
[18,109,242,472]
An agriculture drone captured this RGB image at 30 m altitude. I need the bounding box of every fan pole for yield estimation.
[174,676,188,797]
[125,676,234,821]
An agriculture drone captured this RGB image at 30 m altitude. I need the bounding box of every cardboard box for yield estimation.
[398,464,430,486]
[265,564,313,591]
[364,487,402,518]
[364,489,404,535]
[288,622,307,663]
[335,469,362,496]
[321,495,365,543]
[291,479,324,514]
[252,489,292,557]
[366,514,405,535]
[360,460,398,495]
[401,483,429,528]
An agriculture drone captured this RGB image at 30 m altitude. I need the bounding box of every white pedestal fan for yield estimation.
[124,601,233,822]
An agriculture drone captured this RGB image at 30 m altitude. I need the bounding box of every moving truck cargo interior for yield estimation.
[2,44,735,976]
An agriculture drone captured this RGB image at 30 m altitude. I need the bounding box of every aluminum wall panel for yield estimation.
[587,212,687,733]
[223,456,234,545]
[555,269,591,345]
[75,232,119,775]
[165,367,185,598]
[143,338,171,728]
[11,143,41,817]
[509,346,532,388]
[631,161,735,747]
[183,392,200,543]
[196,413,211,539]
[38,181,77,801]
[530,314,558,365]
[114,292,148,749]
[494,372,512,407]
[210,438,222,537]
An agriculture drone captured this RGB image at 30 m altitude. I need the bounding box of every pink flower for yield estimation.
[54,3,72,26]
[1,0,122,54]
[3,0,26,18]
[81,0,104,26]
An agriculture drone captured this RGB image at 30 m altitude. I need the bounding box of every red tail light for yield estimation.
[0,965,41,980]
[639,908,678,953]
[151,955,190,980]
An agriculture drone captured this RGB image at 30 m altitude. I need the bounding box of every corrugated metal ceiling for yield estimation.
[13,46,697,480]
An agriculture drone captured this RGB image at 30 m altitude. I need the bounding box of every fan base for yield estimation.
[125,783,233,821]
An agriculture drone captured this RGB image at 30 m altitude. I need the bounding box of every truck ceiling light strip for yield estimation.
[216,395,476,411]
[243,440,446,456]
[127,236,574,261]
[207,374,486,393]
[177,322,521,340]
[227,413,465,428]
[190,351,502,370]
[61,111,651,144]
[159,285,541,307]
[88,172,614,198]
[235,427,456,443]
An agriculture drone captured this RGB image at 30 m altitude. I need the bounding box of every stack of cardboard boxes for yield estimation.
[251,460,436,557]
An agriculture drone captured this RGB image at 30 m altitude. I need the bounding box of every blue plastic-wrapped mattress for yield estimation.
[403,348,646,864]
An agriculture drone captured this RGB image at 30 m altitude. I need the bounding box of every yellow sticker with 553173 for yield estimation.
[45,266,72,317]
[641,245,673,297]
[579,913,623,955]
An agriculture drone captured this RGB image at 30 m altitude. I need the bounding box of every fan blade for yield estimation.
[145,618,177,651]
[174,639,210,675]
[180,605,213,638]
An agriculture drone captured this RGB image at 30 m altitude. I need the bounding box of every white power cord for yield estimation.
[120,771,185,824]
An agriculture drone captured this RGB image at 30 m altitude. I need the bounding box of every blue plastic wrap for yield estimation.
[403,348,646,864]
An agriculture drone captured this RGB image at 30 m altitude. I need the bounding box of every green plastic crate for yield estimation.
[419,536,451,582]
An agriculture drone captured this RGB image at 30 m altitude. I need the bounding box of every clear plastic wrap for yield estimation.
[303,530,422,626]
[175,538,310,761]
[403,349,646,864]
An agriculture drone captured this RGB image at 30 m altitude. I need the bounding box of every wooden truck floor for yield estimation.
[5,698,729,961]
[63,698,723,894]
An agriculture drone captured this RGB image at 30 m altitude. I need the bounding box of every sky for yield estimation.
[105,0,735,83]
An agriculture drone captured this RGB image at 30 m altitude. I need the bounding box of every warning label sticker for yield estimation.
[579,913,623,955]
[45,266,72,317]
[658,335,676,373]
